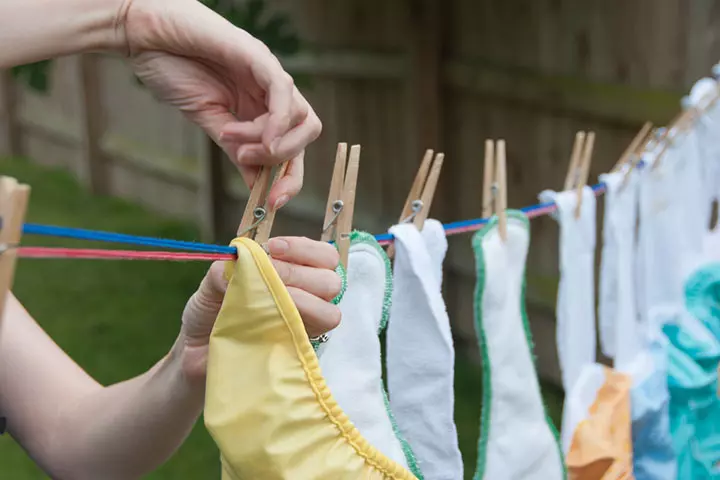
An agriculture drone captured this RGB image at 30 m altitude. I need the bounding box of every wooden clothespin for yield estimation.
[619,124,655,190]
[563,131,595,218]
[387,149,444,258]
[0,176,30,328]
[237,163,290,244]
[611,122,653,173]
[482,139,507,241]
[653,108,696,171]
[321,143,360,268]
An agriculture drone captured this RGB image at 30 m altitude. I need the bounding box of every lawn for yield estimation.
[0,157,563,479]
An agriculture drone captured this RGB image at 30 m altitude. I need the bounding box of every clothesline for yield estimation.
[13,184,607,261]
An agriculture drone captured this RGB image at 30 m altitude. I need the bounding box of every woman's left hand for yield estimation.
[120,0,321,211]
[177,237,342,381]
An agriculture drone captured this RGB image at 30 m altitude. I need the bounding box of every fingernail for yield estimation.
[268,238,289,255]
[219,132,226,141]
[274,195,289,210]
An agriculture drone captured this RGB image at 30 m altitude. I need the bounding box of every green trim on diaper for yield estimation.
[349,230,394,333]
[471,211,566,480]
[348,230,424,480]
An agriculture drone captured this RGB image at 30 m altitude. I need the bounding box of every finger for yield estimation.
[268,103,322,163]
[219,114,268,144]
[287,287,341,337]
[267,236,339,269]
[251,56,295,153]
[202,261,230,298]
[271,259,342,302]
[234,143,285,167]
[268,152,304,210]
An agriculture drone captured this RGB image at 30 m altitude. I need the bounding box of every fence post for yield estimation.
[406,0,443,160]
[197,135,226,242]
[76,54,108,194]
[0,70,22,157]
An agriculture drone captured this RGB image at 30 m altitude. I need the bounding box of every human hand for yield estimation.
[118,0,321,210]
[177,237,342,380]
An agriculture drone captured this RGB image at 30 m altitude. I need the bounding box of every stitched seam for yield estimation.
[238,239,416,480]
[471,211,566,480]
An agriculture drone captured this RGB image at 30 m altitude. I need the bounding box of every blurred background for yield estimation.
[2,0,720,478]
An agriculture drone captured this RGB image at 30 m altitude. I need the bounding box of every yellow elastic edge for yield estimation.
[218,238,417,480]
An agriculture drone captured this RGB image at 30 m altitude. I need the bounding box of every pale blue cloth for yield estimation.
[629,328,676,480]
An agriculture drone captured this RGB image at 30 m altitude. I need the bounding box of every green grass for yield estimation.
[0,157,562,479]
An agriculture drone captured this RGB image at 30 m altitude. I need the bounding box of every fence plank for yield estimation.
[197,137,226,242]
[0,71,22,157]
[406,0,443,155]
[76,54,108,194]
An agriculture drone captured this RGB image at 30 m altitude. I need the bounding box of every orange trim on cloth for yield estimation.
[566,367,635,480]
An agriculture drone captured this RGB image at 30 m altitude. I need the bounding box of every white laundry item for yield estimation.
[317,232,418,474]
[560,363,606,454]
[636,153,685,324]
[472,211,565,480]
[537,187,597,392]
[598,169,641,366]
[671,128,708,244]
[386,219,463,480]
[689,78,720,205]
[636,134,705,325]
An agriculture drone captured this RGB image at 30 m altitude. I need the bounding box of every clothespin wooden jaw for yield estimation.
[653,108,696,171]
[483,139,507,241]
[0,176,31,327]
[612,122,653,173]
[321,143,360,269]
[387,149,444,258]
[237,162,290,245]
[563,131,595,219]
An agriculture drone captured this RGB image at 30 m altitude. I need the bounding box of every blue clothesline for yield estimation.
[21,183,608,253]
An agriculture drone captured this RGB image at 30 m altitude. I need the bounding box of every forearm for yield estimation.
[0,0,127,69]
[49,337,205,479]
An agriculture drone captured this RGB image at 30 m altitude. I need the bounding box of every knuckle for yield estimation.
[282,72,295,89]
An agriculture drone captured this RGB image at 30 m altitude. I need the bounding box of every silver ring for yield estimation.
[309,333,330,344]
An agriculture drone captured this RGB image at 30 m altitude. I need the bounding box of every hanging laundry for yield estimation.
[204,237,418,479]
[317,231,421,477]
[622,325,676,480]
[471,211,565,480]
[636,142,690,323]
[653,301,720,480]
[598,168,641,364]
[598,166,674,479]
[537,187,597,393]
[563,365,634,480]
[688,76,720,204]
[386,219,463,480]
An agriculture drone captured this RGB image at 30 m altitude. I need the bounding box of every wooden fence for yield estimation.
[2,0,719,384]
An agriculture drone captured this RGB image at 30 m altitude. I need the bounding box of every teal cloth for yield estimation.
[662,263,720,479]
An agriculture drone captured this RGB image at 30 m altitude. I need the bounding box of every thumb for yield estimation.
[181,262,228,344]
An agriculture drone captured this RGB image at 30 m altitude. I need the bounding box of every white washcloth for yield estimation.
[538,187,597,392]
[472,212,565,480]
[318,234,410,470]
[386,219,463,480]
[598,169,641,367]
[689,78,720,206]
[636,141,701,323]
